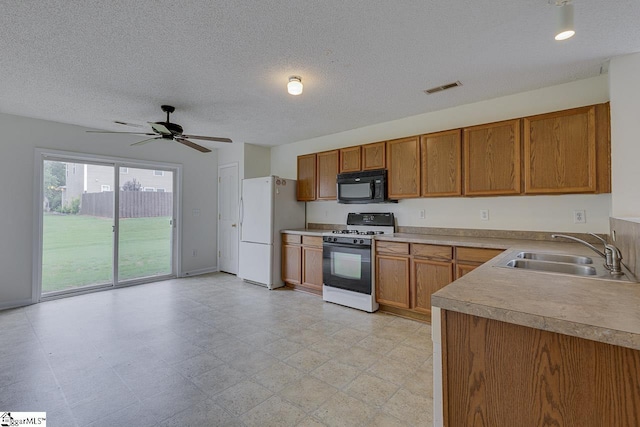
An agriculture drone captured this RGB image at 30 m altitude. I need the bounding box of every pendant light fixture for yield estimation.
[555,0,575,41]
[287,76,303,95]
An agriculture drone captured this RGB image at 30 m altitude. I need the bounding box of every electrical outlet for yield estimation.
[419,209,426,219]
[480,209,489,221]
[573,210,586,224]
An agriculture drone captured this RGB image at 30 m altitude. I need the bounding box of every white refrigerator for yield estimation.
[238,176,305,289]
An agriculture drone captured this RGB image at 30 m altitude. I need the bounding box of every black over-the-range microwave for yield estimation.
[336,169,396,204]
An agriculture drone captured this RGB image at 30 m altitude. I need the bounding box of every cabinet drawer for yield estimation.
[456,247,503,264]
[411,244,453,260]
[376,241,409,255]
[282,234,301,244]
[302,235,323,247]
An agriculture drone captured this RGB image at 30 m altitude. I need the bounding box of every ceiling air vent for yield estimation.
[424,81,462,95]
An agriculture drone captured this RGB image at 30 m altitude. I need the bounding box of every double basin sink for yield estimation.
[497,251,634,282]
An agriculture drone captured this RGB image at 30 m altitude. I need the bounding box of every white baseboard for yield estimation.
[180,266,219,277]
[0,298,34,311]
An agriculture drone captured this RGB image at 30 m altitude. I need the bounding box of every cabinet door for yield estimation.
[420,130,462,197]
[302,246,323,291]
[376,255,410,309]
[412,259,453,315]
[282,244,302,285]
[340,146,361,173]
[523,106,596,194]
[387,136,420,199]
[362,141,386,170]
[316,150,339,200]
[463,119,521,196]
[297,154,317,201]
[456,263,477,279]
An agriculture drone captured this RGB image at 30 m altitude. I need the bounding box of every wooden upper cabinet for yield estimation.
[387,136,420,199]
[361,141,386,170]
[420,129,462,197]
[523,105,598,194]
[316,150,339,200]
[339,146,361,173]
[463,119,521,196]
[296,154,316,201]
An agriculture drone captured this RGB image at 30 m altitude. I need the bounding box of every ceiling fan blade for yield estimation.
[175,138,212,153]
[149,122,171,135]
[182,134,233,143]
[114,120,144,128]
[86,130,157,135]
[131,136,162,146]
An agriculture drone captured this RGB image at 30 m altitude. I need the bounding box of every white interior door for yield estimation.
[218,163,239,274]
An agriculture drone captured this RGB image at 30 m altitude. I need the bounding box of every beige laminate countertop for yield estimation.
[280,229,325,236]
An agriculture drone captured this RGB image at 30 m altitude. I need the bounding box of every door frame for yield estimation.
[33,148,183,302]
[217,162,239,275]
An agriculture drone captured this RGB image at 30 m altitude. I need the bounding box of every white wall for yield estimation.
[0,113,219,308]
[272,76,612,232]
[244,143,271,179]
[609,52,640,217]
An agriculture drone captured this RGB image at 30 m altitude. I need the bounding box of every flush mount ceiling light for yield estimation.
[555,0,575,41]
[287,76,303,95]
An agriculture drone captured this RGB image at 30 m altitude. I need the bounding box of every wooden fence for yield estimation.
[80,191,173,218]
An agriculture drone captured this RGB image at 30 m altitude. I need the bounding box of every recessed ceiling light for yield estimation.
[287,76,303,96]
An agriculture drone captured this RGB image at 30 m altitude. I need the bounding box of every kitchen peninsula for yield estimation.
[431,246,640,426]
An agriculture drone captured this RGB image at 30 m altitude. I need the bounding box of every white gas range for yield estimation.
[322,212,395,312]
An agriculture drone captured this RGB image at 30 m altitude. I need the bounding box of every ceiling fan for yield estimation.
[87,105,232,153]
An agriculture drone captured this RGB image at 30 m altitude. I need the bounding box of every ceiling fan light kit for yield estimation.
[87,105,232,153]
[287,76,303,95]
[555,0,575,41]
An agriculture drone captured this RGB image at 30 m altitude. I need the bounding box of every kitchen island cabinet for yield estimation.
[440,310,640,426]
[432,245,640,427]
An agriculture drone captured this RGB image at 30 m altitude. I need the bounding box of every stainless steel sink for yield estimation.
[505,259,597,276]
[515,251,593,265]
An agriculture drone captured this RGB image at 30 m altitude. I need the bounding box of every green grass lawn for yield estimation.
[42,214,172,292]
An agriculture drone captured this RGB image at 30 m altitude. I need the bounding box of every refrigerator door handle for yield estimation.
[239,197,244,229]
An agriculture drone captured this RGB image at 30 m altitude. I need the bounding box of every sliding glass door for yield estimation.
[42,160,115,293]
[117,166,174,283]
[38,152,179,298]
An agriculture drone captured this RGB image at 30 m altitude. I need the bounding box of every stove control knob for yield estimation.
[360,239,364,244]
[353,239,358,244]
[333,237,338,242]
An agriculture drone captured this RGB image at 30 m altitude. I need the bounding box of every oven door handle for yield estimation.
[324,242,371,250]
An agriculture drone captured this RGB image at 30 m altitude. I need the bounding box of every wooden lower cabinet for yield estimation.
[301,246,323,292]
[455,247,504,279]
[376,242,502,321]
[375,254,410,309]
[412,258,453,315]
[282,234,323,295]
[442,310,640,426]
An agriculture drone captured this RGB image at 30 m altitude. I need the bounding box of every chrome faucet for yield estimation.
[551,233,624,275]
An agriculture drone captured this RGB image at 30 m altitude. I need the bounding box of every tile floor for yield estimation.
[0,273,433,426]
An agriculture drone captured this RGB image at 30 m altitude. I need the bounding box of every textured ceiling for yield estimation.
[0,1,639,148]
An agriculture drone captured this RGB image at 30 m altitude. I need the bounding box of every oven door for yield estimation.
[323,242,372,294]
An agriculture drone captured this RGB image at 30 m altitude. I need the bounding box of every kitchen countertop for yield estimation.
[280,228,326,236]
[282,228,640,350]
[430,242,640,351]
